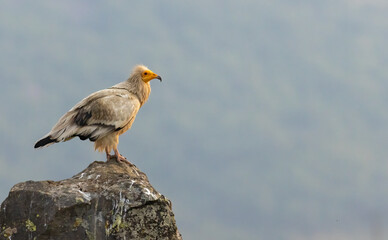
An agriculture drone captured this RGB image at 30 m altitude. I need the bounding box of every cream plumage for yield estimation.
[34,65,162,163]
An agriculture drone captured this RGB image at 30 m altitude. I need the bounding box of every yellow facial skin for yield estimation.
[141,70,162,82]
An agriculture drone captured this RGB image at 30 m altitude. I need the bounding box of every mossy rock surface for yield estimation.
[0,160,182,240]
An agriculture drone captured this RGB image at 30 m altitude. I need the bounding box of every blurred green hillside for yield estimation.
[1,1,388,239]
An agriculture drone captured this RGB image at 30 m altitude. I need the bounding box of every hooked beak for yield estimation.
[156,75,162,82]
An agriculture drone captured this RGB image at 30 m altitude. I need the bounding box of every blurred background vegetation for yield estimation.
[1,1,388,239]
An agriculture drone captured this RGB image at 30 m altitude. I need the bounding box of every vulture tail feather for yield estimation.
[34,136,57,148]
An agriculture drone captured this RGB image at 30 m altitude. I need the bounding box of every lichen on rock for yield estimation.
[25,219,36,232]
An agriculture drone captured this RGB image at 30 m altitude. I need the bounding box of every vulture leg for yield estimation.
[105,147,112,161]
[113,147,132,165]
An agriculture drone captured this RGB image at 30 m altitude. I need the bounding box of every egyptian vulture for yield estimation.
[34,65,162,163]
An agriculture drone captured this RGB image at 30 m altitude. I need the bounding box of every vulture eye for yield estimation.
[144,72,148,75]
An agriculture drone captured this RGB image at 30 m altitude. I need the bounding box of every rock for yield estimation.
[0,159,182,240]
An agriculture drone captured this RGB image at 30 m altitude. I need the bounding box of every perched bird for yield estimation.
[34,65,162,163]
